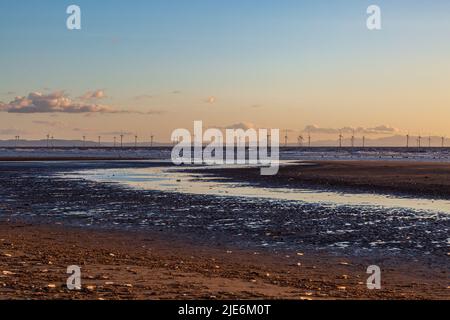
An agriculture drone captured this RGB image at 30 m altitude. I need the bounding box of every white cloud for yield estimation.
[0,91,163,115]
[303,124,400,135]
[217,122,256,130]
[79,89,106,100]
[0,92,112,113]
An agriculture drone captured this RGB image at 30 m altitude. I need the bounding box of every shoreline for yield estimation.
[0,221,448,300]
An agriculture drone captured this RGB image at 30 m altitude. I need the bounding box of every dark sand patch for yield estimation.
[191,161,450,199]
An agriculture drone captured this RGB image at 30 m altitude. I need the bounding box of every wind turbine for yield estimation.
[338,131,343,148]
[98,136,101,147]
[135,135,138,148]
[406,133,410,148]
[297,134,304,147]
[351,129,355,148]
[284,130,288,147]
[150,134,154,147]
[82,136,86,148]
[120,134,124,148]
[362,136,365,148]
[442,136,445,148]
[113,136,117,148]
[308,131,311,147]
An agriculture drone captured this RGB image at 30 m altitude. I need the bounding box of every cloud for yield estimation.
[0,91,162,115]
[303,125,341,135]
[364,125,400,134]
[303,124,400,135]
[217,122,256,130]
[205,96,216,104]
[0,92,113,114]
[79,89,106,101]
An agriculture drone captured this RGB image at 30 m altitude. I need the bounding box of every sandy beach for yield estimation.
[0,222,447,300]
[0,159,448,300]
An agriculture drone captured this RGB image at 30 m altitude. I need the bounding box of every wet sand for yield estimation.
[194,160,450,199]
[0,222,448,300]
[0,160,449,300]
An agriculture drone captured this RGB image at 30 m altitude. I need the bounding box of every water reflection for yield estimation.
[68,166,450,214]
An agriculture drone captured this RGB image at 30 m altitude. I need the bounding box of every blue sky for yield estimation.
[1,1,450,140]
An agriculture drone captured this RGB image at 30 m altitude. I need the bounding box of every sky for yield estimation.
[1,0,450,143]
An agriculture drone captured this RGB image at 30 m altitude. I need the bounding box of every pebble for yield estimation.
[2,271,15,275]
